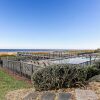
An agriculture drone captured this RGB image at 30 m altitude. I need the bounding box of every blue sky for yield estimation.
[0,0,100,49]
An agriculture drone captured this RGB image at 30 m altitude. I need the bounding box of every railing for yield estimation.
[2,60,41,79]
[78,60,95,67]
[0,59,96,79]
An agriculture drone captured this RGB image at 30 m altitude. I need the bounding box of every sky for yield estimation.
[0,0,100,49]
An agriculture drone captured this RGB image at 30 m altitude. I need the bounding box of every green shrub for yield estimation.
[85,60,100,80]
[88,74,100,82]
[87,60,100,80]
[86,65,100,80]
[31,64,87,91]
[94,60,100,69]
[31,61,100,91]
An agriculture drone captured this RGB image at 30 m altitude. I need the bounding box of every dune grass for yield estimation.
[0,69,32,100]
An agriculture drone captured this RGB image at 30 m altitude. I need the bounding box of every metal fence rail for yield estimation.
[2,60,41,79]
[0,58,96,79]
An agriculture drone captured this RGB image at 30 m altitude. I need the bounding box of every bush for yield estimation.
[86,65,100,80]
[31,60,100,91]
[85,60,100,80]
[89,74,100,82]
[31,64,87,91]
[94,60,100,69]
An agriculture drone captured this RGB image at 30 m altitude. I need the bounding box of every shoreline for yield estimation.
[0,52,17,56]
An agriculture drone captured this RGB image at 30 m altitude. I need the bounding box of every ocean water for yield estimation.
[0,49,66,52]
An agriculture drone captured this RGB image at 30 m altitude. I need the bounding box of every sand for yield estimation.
[0,52,17,56]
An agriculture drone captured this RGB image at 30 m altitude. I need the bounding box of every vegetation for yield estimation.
[0,69,32,100]
[87,60,100,82]
[31,64,87,91]
[0,54,16,57]
[89,74,100,82]
[86,65,100,80]
[65,49,95,55]
[93,60,100,69]
[32,60,100,91]
[94,48,100,53]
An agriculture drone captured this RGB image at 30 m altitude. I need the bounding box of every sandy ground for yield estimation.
[6,88,34,100]
[87,82,100,99]
[0,52,17,56]
[5,82,100,100]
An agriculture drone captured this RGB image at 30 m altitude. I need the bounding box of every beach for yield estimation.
[0,52,17,56]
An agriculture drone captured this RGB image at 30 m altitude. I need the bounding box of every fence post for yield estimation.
[89,55,92,65]
[32,64,33,75]
[0,58,3,67]
[20,61,22,76]
[8,60,9,69]
[13,62,14,74]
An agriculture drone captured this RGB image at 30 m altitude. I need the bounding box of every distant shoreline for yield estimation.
[0,49,95,52]
[0,49,67,52]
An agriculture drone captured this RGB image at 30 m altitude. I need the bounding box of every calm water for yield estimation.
[0,49,66,52]
[51,57,100,64]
